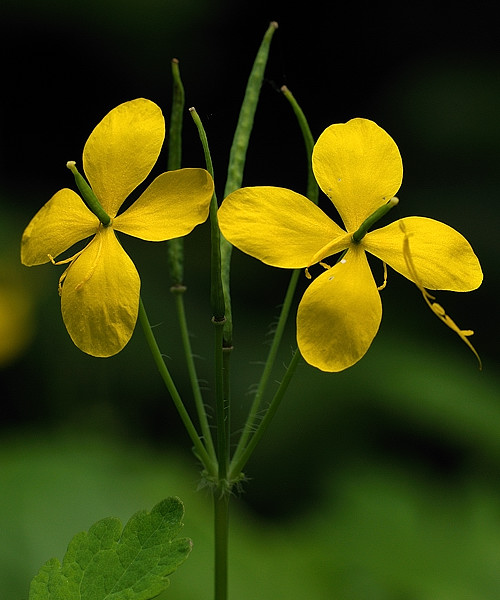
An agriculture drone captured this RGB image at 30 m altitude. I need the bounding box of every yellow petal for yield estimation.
[21,189,98,266]
[113,168,213,241]
[83,99,165,218]
[363,216,483,291]
[60,226,140,357]
[312,118,403,232]
[297,246,382,372]
[218,186,347,268]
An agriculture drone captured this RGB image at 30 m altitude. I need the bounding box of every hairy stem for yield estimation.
[230,268,300,469]
[172,287,216,461]
[230,348,301,479]
[213,489,230,600]
[138,297,216,476]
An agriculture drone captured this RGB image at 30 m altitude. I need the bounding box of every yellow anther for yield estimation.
[377,262,388,291]
[431,302,446,317]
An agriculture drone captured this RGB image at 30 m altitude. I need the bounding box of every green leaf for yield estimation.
[29,497,192,600]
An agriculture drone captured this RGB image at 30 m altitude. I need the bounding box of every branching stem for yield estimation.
[138,297,216,477]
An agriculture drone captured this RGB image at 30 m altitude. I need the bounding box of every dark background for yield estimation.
[1,1,499,598]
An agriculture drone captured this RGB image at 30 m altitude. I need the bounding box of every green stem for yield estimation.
[230,268,300,469]
[172,287,216,462]
[166,62,216,459]
[189,108,225,321]
[229,349,301,479]
[221,21,279,345]
[281,85,318,205]
[138,296,216,476]
[213,489,230,600]
[191,26,278,600]
[214,320,229,481]
[189,107,230,480]
[213,324,231,600]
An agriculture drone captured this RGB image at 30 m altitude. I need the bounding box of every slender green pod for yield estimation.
[167,58,186,286]
[221,21,279,345]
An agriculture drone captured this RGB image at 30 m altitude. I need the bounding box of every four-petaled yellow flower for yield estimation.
[218,118,483,372]
[21,98,214,357]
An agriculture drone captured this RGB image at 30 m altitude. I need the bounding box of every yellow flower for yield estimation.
[21,98,214,357]
[218,118,482,372]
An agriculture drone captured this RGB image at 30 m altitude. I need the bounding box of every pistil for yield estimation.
[66,161,112,227]
[352,197,399,243]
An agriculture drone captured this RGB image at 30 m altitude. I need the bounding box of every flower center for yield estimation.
[352,197,399,243]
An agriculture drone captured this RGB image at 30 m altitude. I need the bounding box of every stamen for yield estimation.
[305,267,312,280]
[48,250,84,266]
[319,261,331,270]
[48,250,85,296]
[57,269,68,296]
[377,262,388,291]
[75,233,103,291]
[399,221,482,369]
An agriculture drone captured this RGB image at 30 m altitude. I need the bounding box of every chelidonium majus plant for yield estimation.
[20,22,483,600]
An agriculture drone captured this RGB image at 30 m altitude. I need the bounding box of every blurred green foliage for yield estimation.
[2,418,500,599]
[1,0,499,597]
